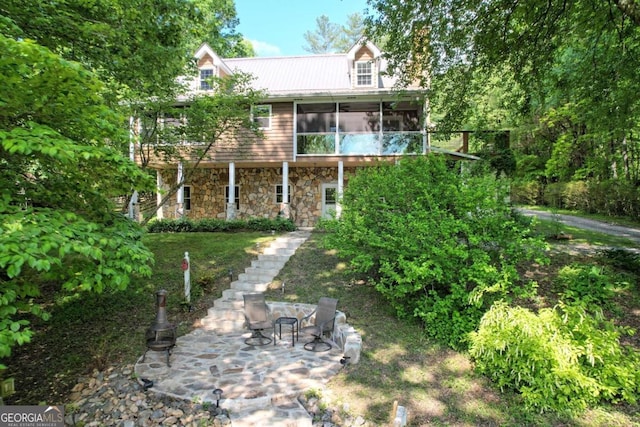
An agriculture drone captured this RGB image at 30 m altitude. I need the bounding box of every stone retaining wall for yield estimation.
[266,301,362,364]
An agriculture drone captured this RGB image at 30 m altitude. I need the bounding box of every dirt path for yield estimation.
[517,208,640,246]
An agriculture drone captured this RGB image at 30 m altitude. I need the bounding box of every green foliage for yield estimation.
[366,0,640,214]
[324,155,547,349]
[532,180,640,217]
[510,180,543,205]
[598,248,640,275]
[303,13,364,54]
[469,302,640,413]
[555,264,622,308]
[147,217,295,233]
[0,35,154,363]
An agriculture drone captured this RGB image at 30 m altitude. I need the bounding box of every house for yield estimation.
[135,40,477,227]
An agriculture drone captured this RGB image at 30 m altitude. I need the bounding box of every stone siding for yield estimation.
[158,166,357,227]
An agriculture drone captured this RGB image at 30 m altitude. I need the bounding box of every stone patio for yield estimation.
[134,231,362,427]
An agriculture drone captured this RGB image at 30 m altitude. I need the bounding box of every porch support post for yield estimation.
[337,161,344,218]
[177,162,184,218]
[156,171,164,220]
[226,162,236,220]
[280,161,291,219]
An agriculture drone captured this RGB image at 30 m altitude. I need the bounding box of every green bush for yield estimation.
[469,302,640,414]
[324,155,547,349]
[147,217,295,233]
[510,180,543,205]
[555,264,621,308]
[562,181,589,211]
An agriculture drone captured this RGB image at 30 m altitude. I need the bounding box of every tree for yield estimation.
[303,13,365,53]
[133,73,267,222]
[337,13,366,51]
[366,0,640,213]
[0,36,155,363]
[303,15,342,53]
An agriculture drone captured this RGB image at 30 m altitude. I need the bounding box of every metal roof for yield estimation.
[223,54,398,95]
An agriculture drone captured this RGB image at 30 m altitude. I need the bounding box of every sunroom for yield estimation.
[295,100,425,156]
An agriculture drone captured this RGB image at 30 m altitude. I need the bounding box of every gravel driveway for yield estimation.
[517,208,640,246]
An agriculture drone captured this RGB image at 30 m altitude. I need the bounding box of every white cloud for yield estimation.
[249,39,282,57]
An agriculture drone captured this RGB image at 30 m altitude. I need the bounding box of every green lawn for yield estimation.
[3,229,639,426]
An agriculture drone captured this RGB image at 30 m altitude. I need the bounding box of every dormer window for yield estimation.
[200,68,215,90]
[356,61,373,86]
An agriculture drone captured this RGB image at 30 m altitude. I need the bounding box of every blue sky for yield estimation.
[234,0,370,57]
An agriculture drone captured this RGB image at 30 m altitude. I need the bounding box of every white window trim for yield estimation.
[199,67,216,91]
[275,184,291,204]
[355,61,373,87]
[251,104,272,130]
[225,185,240,210]
[183,185,192,211]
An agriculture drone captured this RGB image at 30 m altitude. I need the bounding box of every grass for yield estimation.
[2,231,276,404]
[3,228,640,426]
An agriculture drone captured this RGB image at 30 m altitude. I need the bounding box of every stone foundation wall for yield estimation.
[266,301,362,364]
[158,166,357,227]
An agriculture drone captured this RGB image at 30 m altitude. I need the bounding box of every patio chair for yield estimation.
[243,293,272,346]
[301,297,338,352]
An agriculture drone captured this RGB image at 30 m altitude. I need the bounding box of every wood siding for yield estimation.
[139,102,294,167]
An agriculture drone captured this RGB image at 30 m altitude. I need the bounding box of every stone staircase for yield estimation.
[200,230,311,333]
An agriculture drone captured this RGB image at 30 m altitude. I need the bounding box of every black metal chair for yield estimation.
[243,293,272,346]
[301,297,338,352]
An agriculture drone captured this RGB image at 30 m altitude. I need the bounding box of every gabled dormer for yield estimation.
[347,39,382,89]
[193,43,233,90]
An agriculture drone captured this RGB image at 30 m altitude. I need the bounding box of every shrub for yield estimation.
[510,180,543,205]
[146,217,295,233]
[324,155,547,349]
[468,302,640,414]
[555,264,622,309]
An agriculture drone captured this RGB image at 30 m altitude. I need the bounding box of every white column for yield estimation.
[337,161,344,218]
[156,171,164,220]
[227,162,236,220]
[176,162,184,218]
[280,161,290,219]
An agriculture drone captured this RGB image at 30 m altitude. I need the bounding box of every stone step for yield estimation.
[228,401,312,427]
[258,254,291,263]
[231,281,270,292]
[213,297,244,310]
[270,238,307,249]
[243,266,281,277]
[204,307,244,322]
[261,247,296,256]
[238,272,275,283]
[251,259,287,270]
[222,288,248,300]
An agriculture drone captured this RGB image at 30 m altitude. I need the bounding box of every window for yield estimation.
[275,185,291,204]
[252,104,272,129]
[356,61,373,86]
[200,69,214,90]
[225,186,240,210]
[183,186,191,211]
